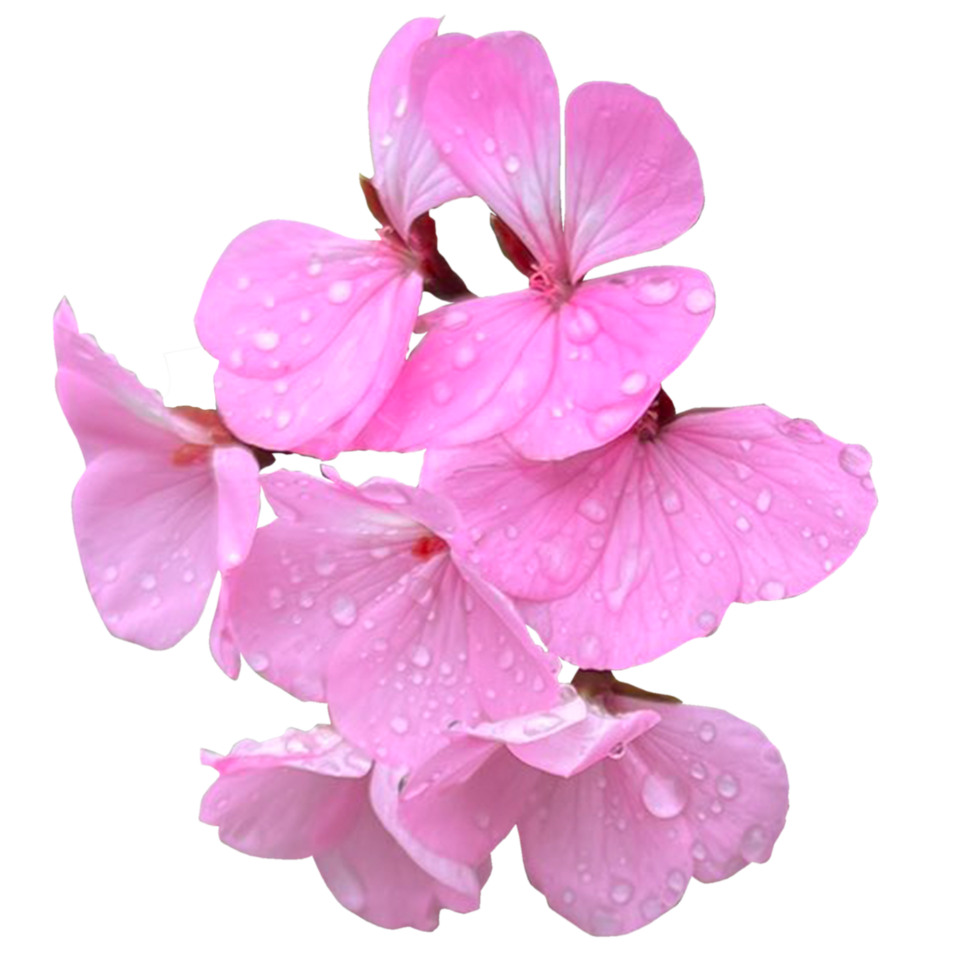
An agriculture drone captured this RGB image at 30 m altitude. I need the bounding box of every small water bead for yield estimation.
[609,880,634,905]
[453,344,476,368]
[482,137,497,154]
[503,154,521,174]
[181,569,196,583]
[684,288,714,313]
[268,587,285,610]
[690,761,707,780]
[253,330,280,351]
[620,371,648,395]
[250,652,270,671]
[667,870,687,892]
[393,90,408,118]
[735,515,752,532]
[379,132,394,148]
[330,595,357,627]
[739,438,753,452]
[778,417,823,443]
[759,580,786,600]
[139,573,157,591]
[642,772,688,819]
[578,498,608,522]
[236,276,251,291]
[838,443,872,477]
[389,716,410,734]
[431,381,453,405]
[103,565,119,583]
[636,277,679,305]
[275,409,292,430]
[307,257,323,277]
[697,611,717,631]
[229,348,244,368]
[328,280,352,304]
[660,487,683,514]
[699,722,716,743]
[608,742,627,760]
[411,646,431,668]
[740,825,769,862]
[562,888,576,905]
[691,841,707,861]
[716,772,740,799]
[565,309,600,343]
[755,487,773,513]
[698,551,713,565]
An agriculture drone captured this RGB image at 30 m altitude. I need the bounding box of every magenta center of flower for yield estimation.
[632,389,677,442]
[411,534,449,561]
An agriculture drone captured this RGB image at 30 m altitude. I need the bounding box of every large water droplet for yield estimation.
[740,824,769,862]
[642,772,688,819]
[839,444,872,477]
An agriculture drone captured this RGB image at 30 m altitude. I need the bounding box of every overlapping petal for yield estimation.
[369,18,472,240]
[427,403,876,667]
[361,267,714,459]
[222,469,560,766]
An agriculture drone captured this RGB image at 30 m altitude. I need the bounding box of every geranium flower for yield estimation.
[219,468,561,766]
[54,300,264,660]
[360,30,712,460]
[423,390,877,668]
[194,18,473,459]
[395,670,790,936]
[200,723,489,931]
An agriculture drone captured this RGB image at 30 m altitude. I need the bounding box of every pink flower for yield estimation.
[200,724,489,931]
[396,670,790,936]
[194,18,472,459]
[54,300,263,665]
[220,468,561,766]
[423,390,877,668]
[361,31,712,460]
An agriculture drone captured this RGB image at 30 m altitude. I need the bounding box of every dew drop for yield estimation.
[453,344,476,368]
[390,716,410,734]
[660,487,683,514]
[735,515,752,532]
[716,772,740,799]
[482,137,497,154]
[523,713,562,737]
[610,880,634,905]
[578,498,608,522]
[759,580,786,600]
[642,772,688,819]
[636,277,679,305]
[328,280,352,304]
[699,721,716,742]
[139,573,157,591]
[697,611,717,632]
[755,487,773,513]
[253,330,279,351]
[275,409,292,430]
[503,154,521,174]
[778,418,823,443]
[684,288,714,313]
[740,824,769,862]
[103,565,119,583]
[330,595,357,627]
[432,381,453,405]
[620,371,648,395]
[838,443,872,477]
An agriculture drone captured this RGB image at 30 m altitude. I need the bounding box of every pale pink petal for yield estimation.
[224,470,559,764]
[518,750,694,936]
[623,700,790,883]
[200,725,370,859]
[54,300,184,462]
[433,403,876,667]
[211,445,261,572]
[369,18,472,239]
[424,32,565,271]
[195,221,423,456]
[71,448,218,649]
[564,83,704,281]
[314,785,487,931]
[369,766,486,897]
[361,266,712,459]
[209,578,240,679]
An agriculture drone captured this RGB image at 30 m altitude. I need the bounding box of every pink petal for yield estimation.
[369,766,486,897]
[314,785,487,931]
[224,470,559,765]
[71,448,219,649]
[368,18,472,239]
[564,83,704,281]
[361,266,712,459]
[623,700,790,883]
[209,577,240,679]
[423,32,565,271]
[54,299,184,462]
[200,725,370,859]
[212,445,261,572]
[432,403,876,667]
[195,221,423,457]
[518,751,694,936]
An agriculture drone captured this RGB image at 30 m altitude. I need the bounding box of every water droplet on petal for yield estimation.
[740,824,769,862]
[839,444,872,477]
[755,487,773,513]
[330,596,357,627]
[328,280,352,304]
[684,288,714,313]
[778,418,823,443]
[735,515,752,532]
[503,154,521,174]
[389,716,410,734]
[432,381,453,405]
[716,772,740,799]
[523,713,562,737]
[642,772,688,819]
[609,880,634,905]
[103,565,119,583]
[253,330,279,351]
[139,573,157,591]
[636,277,678,305]
[482,137,496,154]
[660,487,683,514]
[620,371,648,395]
[699,721,716,743]
[759,580,786,600]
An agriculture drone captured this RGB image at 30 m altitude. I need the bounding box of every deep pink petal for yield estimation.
[71,448,218,649]
[314,784,487,931]
[224,470,559,764]
[200,725,370,859]
[211,445,261,572]
[432,403,876,667]
[361,266,712,459]
[518,750,694,936]
[623,700,790,883]
[564,83,704,280]
[54,300,185,462]
[423,32,565,270]
[369,18,472,239]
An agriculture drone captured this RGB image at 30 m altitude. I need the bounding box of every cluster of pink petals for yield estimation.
[54,300,262,658]
[54,16,876,937]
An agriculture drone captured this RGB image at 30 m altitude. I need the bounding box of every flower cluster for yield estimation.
[54,18,876,936]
